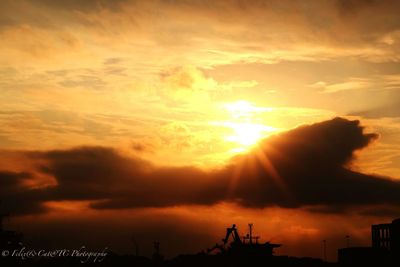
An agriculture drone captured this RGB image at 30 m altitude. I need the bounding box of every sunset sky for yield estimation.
[1,0,400,261]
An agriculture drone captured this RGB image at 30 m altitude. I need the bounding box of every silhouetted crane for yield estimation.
[222,224,242,245]
[208,223,281,257]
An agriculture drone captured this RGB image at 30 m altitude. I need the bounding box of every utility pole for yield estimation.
[249,223,253,244]
[152,241,164,261]
[322,239,327,262]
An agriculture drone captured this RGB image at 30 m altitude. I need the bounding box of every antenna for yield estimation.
[246,223,259,244]
[131,235,139,257]
[345,235,350,248]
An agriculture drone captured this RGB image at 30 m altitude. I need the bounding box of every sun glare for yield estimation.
[216,101,276,152]
[224,122,274,146]
[224,100,273,118]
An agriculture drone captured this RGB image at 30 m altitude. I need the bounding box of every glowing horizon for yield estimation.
[1,0,400,262]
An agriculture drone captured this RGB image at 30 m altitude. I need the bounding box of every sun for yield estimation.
[219,100,276,151]
[226,122,272,146]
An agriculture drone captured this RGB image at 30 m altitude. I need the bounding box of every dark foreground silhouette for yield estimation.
[1,219,400,267]
[338,218,400,267]
[0,221,333,267]
[0,247,336,267]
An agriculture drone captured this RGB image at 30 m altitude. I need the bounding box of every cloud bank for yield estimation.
[2,117,400,215]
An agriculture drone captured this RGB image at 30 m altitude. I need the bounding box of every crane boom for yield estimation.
[222,224,242,245]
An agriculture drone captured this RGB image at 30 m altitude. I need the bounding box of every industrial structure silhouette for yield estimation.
[338,218,400,266]
[1,212,400,266]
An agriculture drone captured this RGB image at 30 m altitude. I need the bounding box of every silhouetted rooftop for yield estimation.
[392,218,400,225]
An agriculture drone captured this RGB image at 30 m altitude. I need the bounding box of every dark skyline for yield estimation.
[1,0,400,263]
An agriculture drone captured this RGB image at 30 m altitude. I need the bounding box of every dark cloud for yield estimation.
[336,0,377,16]
[230,117,382,208]
[0,171,47,215]
[0,171,30,188]
[31,0,127,12]
[35,146,226,208]
[0,0,126,31]
[2,117,400,215]
[357,205,400,217]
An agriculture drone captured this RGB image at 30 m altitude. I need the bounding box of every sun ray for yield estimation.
[226,134,293,204]
[252,144,293,201]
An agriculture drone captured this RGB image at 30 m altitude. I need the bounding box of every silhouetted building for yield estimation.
[338,247,391,266]
[372,218,400,253]
[338,218,400,266]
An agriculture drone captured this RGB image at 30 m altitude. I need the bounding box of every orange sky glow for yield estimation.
[1,0,400,262]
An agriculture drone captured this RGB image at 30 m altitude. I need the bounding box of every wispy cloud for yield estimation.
[310,78,371,93]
